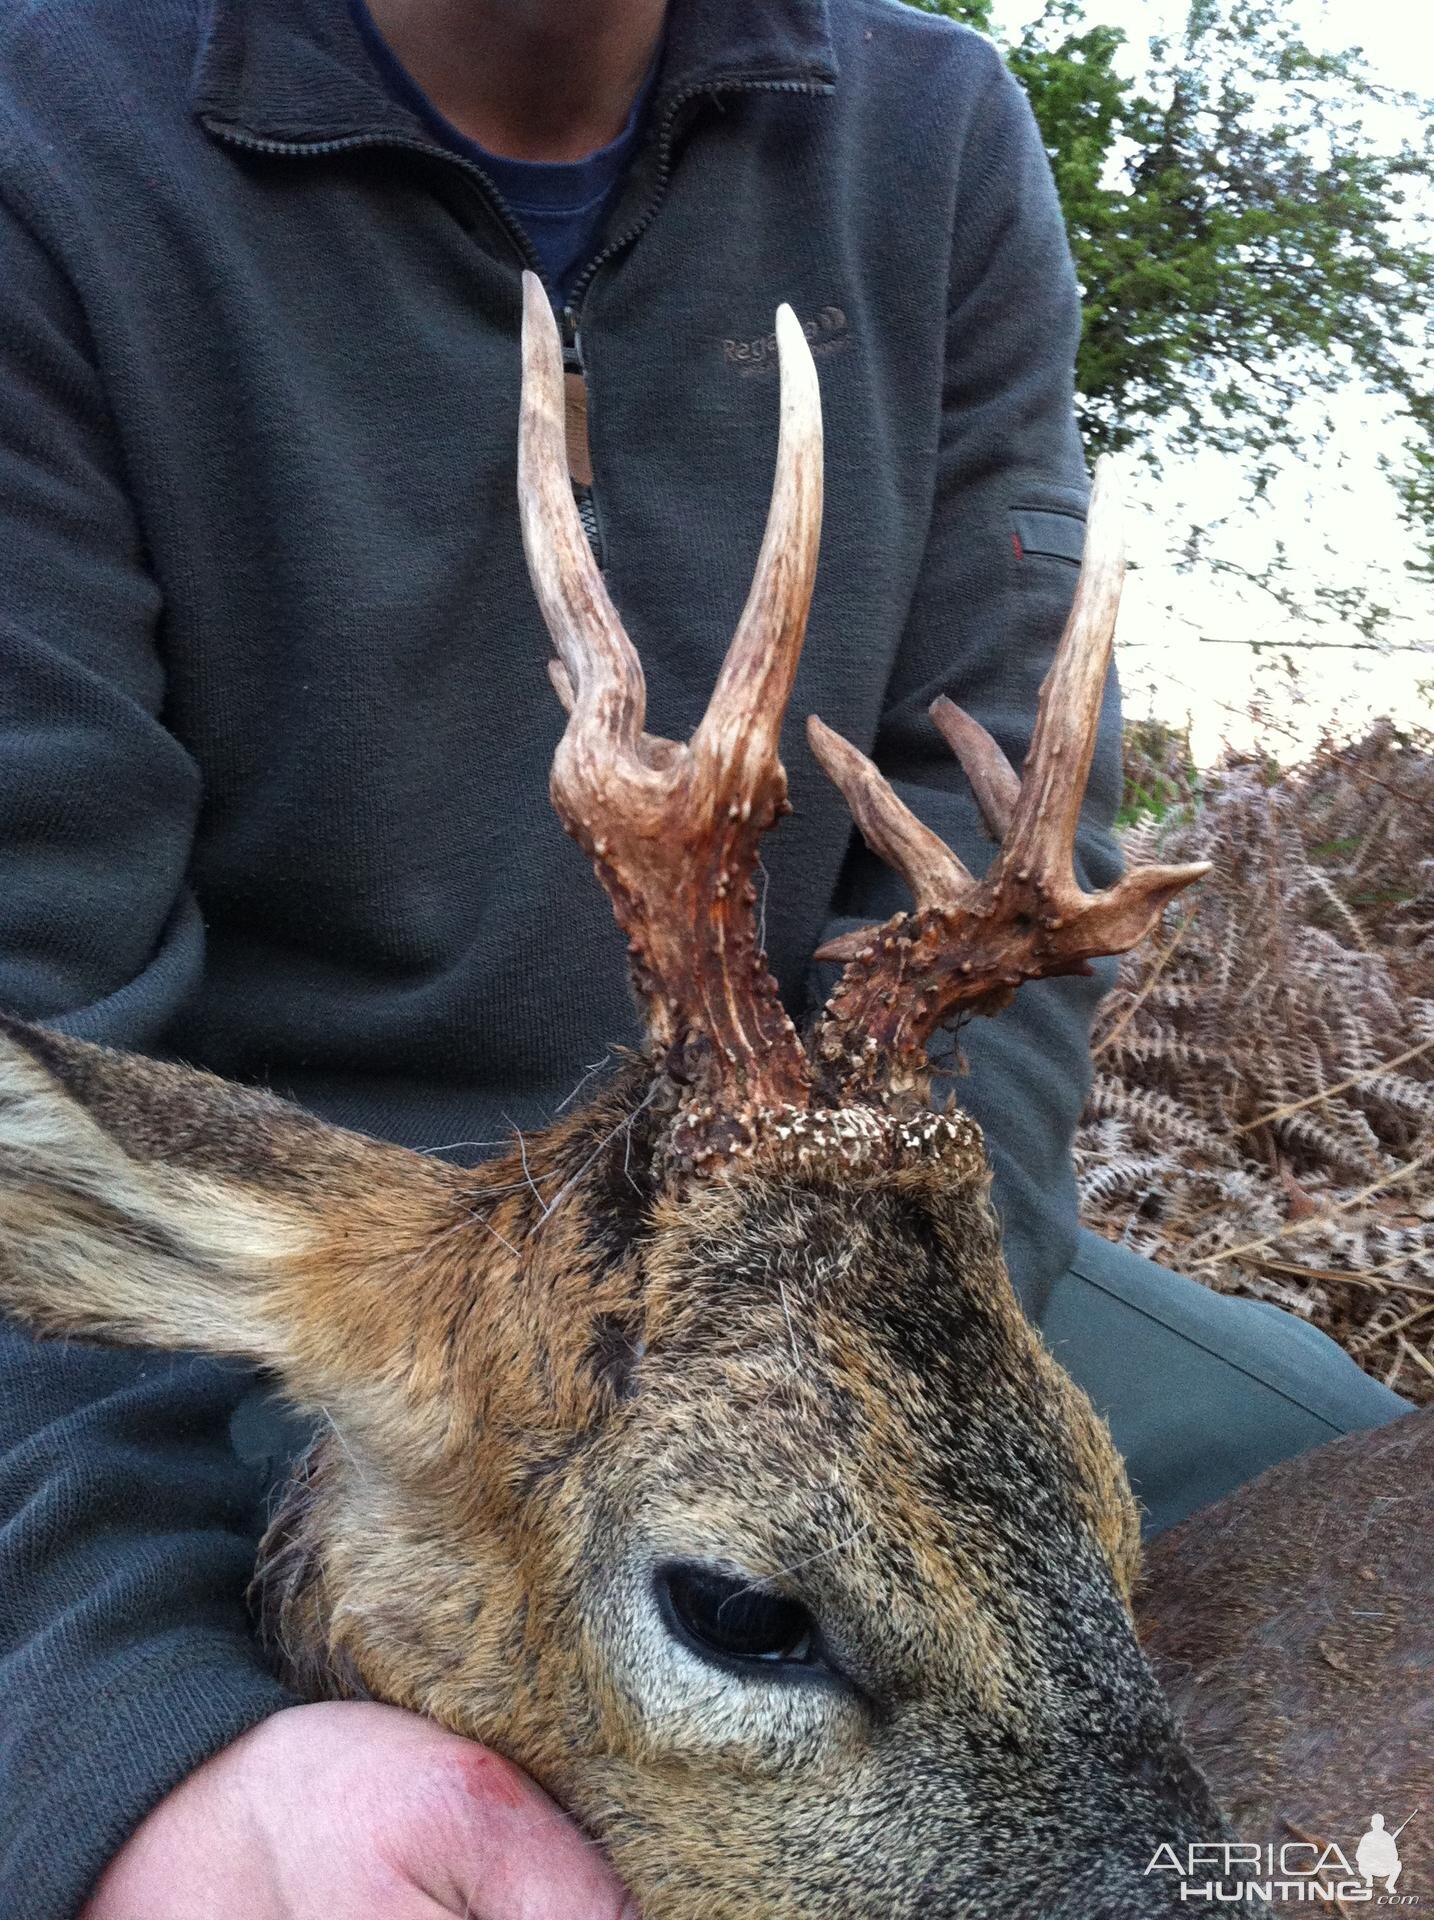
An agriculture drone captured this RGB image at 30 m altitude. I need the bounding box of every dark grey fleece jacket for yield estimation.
[0,0,1117,1909]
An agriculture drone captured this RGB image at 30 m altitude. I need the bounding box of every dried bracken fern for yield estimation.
[1078,722,1434,1403]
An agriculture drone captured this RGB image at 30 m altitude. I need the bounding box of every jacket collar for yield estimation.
[192,0,836,150]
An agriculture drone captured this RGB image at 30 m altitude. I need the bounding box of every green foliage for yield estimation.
[1115,717,1202,825]
[906,0,1434,585]
[902,0,996,34]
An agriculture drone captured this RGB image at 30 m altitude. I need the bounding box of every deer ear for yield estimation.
[0,1019,460,1402]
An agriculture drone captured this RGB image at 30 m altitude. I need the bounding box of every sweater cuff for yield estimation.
[1,1628,297,1920]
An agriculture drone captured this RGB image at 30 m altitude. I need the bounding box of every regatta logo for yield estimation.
[1147,1813,1420,1905]
[723,306,851,375]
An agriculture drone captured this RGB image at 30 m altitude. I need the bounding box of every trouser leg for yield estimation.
[1037,1228,1410,1535]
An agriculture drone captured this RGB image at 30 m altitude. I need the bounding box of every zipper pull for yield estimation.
[558,299,600,560]
[561,304,584,375]
[559,311,594,493]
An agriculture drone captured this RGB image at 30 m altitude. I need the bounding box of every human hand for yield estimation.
[81,1699,638,1919]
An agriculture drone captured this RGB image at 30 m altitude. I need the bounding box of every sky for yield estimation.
[990,0,1434,762]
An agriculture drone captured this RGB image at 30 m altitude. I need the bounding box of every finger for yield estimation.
[406,1741,638,1920]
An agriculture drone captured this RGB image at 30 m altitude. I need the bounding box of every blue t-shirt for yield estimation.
[351,0,657,305]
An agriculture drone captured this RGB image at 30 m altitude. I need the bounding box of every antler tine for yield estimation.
[518,272,647,756]
[808,456,1210,1101]
[999,460,1123,886]
[980,461,1210,940]
[518,274,823,1162]
[807,716,974,963]
[693,305,823,798]
[928,696,1020,843]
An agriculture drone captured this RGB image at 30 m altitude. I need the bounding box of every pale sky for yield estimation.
[991,0,1434,761]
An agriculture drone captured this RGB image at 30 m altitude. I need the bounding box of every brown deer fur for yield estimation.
[0,281,1259,1917]
[0,1023,1246,1917]
[1140,1410,1432,1896]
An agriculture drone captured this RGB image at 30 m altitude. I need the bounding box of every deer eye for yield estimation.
[659,1564,819,1670]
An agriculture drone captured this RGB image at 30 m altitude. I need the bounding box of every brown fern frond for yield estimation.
[1077,722,1434,1402]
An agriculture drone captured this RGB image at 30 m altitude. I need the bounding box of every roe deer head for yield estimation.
[0,270,1248,1918]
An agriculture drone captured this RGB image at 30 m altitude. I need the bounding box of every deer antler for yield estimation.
[807,460,1209,1103]
[518,271,821,1161]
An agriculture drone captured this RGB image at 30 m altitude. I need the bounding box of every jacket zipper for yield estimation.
[204,124,552,282]
[563,76,825,321]
[206,76,827,571]
[554,76,825,567]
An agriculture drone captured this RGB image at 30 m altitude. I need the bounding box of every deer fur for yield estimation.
[0,1021,1245,1917]
[0,280,1254,1917]
[1140,1409,1432,1886]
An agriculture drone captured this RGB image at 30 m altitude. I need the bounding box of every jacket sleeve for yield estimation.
[807,58,1123,1320]
[0,164,293,1920]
